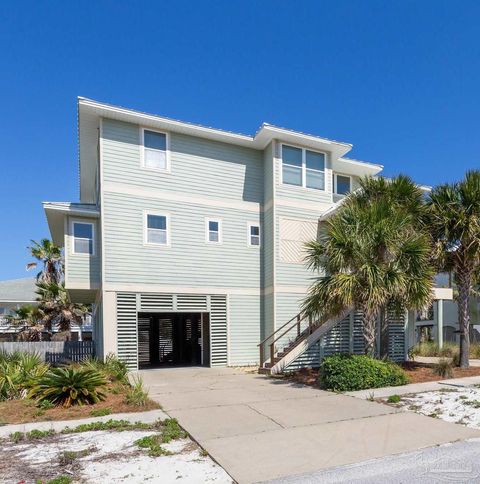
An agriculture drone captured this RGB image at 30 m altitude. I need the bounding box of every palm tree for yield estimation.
[35,282,90,334]
[303,175,434,356]
[6,305,44,341]
[428,170,480,368]
[27,239,63,283]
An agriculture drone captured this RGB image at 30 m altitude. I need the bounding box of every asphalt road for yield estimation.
[267,438,480,484]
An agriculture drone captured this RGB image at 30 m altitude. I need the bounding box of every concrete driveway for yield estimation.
[140,367,480,483]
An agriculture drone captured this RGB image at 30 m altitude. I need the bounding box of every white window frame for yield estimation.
[144,211,171,247]
[71,220,95,256]
[334,173,352,196]
[205,217,223,244]
[280,143,327,191]
[247,222,261,247]
[140,127,171,173]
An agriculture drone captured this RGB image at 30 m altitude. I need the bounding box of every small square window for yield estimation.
[146,214,169,245]
[142,129,168,171]
[335,174,351,195]
[248,224,261,247]
[206,218,222,244]
[72,222,94,255]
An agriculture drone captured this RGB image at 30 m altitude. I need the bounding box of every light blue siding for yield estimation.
[229,294,261,365]
[102,119,263,203]
[65,216,101,287]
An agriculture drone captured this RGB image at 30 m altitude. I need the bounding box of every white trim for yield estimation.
[143,210,171,247]
[280,143,327,192]
[70,219,95,256]
[205,217,223,244]
[104,181,261,213]
[140,127,171,173]
[103,283,261,296]
[247,221,261,247]
[333,173,352,196]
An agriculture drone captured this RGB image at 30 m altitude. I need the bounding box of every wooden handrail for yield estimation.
[257,312,306,347]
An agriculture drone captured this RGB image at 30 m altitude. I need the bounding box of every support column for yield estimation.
[436,300,444,349]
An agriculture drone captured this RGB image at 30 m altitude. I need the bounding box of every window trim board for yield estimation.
[143,210,171,247]
[70,219,95,256]
[140,127,171,173]
[205,217,223,245]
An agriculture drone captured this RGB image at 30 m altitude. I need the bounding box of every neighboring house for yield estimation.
[43,98,449,371]
[0,277,92,341]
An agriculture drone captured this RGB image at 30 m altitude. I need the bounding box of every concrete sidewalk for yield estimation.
[140,368,480,483]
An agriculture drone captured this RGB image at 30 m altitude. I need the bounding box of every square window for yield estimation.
[146,214,168,245]
[72,222,94,255]
[336,175,351,195]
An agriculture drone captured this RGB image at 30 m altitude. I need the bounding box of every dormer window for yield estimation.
[281,144,325,191]
[334,174,352,195]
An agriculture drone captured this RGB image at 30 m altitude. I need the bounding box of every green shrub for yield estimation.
[124,375,149,406]
[0,351,49,400]
[387,394,401,403]
[82,354,128,383]
[29,367,107,408]
[320,354,409,392]
[433,358,454,378]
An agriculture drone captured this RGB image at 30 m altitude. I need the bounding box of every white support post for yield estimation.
[437,300,444,349]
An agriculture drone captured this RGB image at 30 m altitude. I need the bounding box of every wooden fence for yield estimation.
[0,341,95,364]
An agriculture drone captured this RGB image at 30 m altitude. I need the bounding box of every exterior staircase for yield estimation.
[258,310,351,375]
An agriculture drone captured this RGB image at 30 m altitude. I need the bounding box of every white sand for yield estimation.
[1,429,232,483]
[397,386,480,428]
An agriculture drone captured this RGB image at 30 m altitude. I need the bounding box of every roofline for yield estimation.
[43,202,100,217]
[77,96,354,154]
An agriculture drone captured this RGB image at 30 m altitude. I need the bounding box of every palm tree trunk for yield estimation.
[363,310,377,357]
[457,270,472,368]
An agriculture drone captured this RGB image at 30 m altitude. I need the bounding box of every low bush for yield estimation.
[387,394,401,403]
[320,354,409,392]
[82,354,128,384]
[410,341,458,359]
[29,367,107,408]
[433,358,454,378]
[124,375,149,406]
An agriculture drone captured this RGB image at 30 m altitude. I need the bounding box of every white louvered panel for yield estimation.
[140,294,174,311]
[116,293,138,370]
[353,309,365,354]
[177,294,208,311]
[323,314,351,356]
[137,317,150,366]
[210,295,228,366]
[388,309,406,362]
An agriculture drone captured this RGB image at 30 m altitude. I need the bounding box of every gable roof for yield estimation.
[0,278,37,303]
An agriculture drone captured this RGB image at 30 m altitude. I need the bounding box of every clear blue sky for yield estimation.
[1,0,479,280]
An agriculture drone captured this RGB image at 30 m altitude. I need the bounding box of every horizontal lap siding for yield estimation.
[65,217,101,286]
[102,119,263,204]
[229,294,261,366]
[103,192,261,288]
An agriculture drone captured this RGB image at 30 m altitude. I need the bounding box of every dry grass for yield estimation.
[0,383,160,425]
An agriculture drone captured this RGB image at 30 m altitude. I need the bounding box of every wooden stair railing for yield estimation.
[258,312,323,370]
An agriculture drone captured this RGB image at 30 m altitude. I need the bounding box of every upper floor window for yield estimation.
[72,222,94,255]
[205,218,222,244]
[145,213,169,245]
[334,174,351,195]
[282,145,325,190]
[248,223,261,247]
[141,128,169,171]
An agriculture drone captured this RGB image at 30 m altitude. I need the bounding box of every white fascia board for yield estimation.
[335,157,383,176]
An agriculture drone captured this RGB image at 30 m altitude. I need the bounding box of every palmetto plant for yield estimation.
[29,367,107,407]
[303,175,434,356]
[428,170,480,368]
[27,239,63,284]
[6,305,44,341]
[35,282,90,333]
